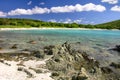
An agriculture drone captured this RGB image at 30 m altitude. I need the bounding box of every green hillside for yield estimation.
[0,18,87,28]
[96,20,120,29]
[0,18,120,29]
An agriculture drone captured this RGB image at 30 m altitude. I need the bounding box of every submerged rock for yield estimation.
[0,40,4,43]
[101,67,113,74]
[44,45,55,55]
[32,50,45,59]
[28,40,36,44]
[10,44,18,49]
[110,62,120,69]
[0,47,2,50]
[72,72,88,80]
[111,45,120,52]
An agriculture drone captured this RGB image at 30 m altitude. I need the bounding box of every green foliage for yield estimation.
[0,18,120,29]
[96,20,120,29]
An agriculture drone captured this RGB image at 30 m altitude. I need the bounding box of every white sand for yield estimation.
[0,27,110,31]
[0,59,54,80]
[0,61,27,80]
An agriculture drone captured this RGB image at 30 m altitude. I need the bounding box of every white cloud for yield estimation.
[64,18,82,24]
[48,19,57,22]
[8,6,50,16]
[40,2,45,5]
[32,6,50,14]
[111,5,120,11]
[49,18,83,24]
[101,0,118,4]
[73,19,82,23]
[48,18,95,24]
[5,3,105,16]
[51,3,106,13]
[64,18,72,23]
[82,3,106,12]
[0,11,7,17]
[51,5,75,13]
[27,1,32,5]
[8,9,33,16]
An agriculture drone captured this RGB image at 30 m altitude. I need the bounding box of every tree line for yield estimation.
[0,18,120,29]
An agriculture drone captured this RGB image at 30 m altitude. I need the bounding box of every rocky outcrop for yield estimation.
[0,42,120,80]
[46,42,120,80]
[0,49,45,61]
[46,42,105,80]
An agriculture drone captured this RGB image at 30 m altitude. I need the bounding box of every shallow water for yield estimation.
[0,29,120,66]
[1,29,120,47]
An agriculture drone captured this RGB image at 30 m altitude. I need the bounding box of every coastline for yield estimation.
[0,27,120,80]
[0,27,119,31]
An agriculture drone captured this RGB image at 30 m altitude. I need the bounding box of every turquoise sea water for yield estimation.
[1,29,120,48]
[0,29,120,66]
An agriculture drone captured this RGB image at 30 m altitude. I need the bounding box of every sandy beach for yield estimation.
[0,58,53,80]
[0,27,110,31]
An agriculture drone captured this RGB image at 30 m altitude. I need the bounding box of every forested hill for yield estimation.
[96,20,120,29]
[0,18,120,29]
[0,18,87,28]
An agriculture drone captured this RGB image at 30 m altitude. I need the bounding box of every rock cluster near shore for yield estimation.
[0,42,120,80]
[46,42,120,80]
[111,45,120,52]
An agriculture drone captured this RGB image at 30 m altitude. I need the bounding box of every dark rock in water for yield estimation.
[22,49,30,51]
[110,62,120,69]
[72,75,88,80]
[111,45,120,52]
[51,72,59,76]
[62,41,71,52]
[54,58,60,62]
[38,37,47,41]
[0,47,2,50]
[72,69,88,80]
[44,45,55,55]
[28,40,36,44]
[10,44,18,49]
[0,39,4,43]
[81,53,99,68]
[101,67,113,74]
[33,50,45,58]
[76,42,81,44]
[89,68,96,74]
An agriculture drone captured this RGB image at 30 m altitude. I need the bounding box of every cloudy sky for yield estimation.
[0,0,120,24]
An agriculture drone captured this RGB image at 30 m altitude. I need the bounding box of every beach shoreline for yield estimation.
[0,27,119,31]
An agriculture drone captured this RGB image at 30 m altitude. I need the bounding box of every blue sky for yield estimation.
[0,0,120,24]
